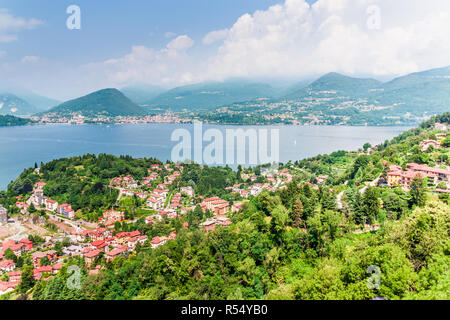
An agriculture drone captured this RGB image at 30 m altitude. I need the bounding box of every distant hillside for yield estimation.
[146,81,277,111]
[15,91,60,111]
[42,88,147,117]
[0,115,34,126]
[121,85,166,105]
[284,72,382,99]
[373,66,450,115]
[0,93,38,115]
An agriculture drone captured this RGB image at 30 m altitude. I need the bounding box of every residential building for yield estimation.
[420,140,441,151]
[0,205,7,225]
[45,199,58,212]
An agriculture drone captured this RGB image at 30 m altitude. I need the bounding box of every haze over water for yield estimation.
[0,124,411,190]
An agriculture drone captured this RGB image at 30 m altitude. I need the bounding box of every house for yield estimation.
[92,228,112,241]
[407,163,450,185]
[232,202,243,213]
[114,232,130,245]
[135,192,148,199]
[2,239,16,251]
[435,122,449,131]
[214,203,230,215]
[240,190,249,198]
[203,197,220,209]
[0,205,7,226]
[57,204,75,219]
[84,249,101,265]
[147,198,163,210]
[103,210,124,225]
[420,140,441,151]
[10,243,25,256]
[150,236,167,249]
[138,235,148,245]
[91,240,108,251]
[154,188,169,197]
[19,238,33,251]
[33,266,53,280]
[80,229,97,241]
[105,246,128,262]
[202,220,216,232]
[0,281,18,295]
[8,271,22,283]
[180,186,195,198]
[35,182,47,190]
[129,230,141,238]
[52,264,63,274]
[31,250,58,267]
[45,199,58,212]
[16,202,29,214]
[0,260,16,274]
[387,171,402,186]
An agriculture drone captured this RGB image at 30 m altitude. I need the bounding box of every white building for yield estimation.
[0,205,7,225]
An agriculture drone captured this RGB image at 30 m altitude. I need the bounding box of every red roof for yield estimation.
[151,236,164,244]
[52,263,63,270]
[129,230,141,237]
[107,247,127,257]
[91,240,106,247]
[0,260,15,268]
[85,250,101,258]
[115,232,130,238]
[20,238,33,245]
[34,266,52,274]
[204,197,220,202]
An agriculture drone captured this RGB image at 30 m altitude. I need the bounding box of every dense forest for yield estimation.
[0,115,34,127]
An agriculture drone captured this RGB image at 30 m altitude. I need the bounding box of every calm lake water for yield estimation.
[0,123,411,190]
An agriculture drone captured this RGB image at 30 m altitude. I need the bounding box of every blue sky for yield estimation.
[0,0,449,100]
[2,0,302,64]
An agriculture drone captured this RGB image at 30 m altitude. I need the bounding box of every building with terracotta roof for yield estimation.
[0,260,16,273]
[105,246,128,262]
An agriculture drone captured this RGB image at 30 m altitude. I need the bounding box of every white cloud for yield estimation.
[203,29,229,45]
[21,55,40,63]
[0,51,6,58]
[0,9,43,43]
[166,35,194,51]
[204,0,450,80]
[5,0,450,98]
[83,35,197,87]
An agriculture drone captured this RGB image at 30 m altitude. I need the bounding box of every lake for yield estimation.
[0,123,411,190]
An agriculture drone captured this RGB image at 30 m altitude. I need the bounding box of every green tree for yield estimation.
[409,175,427,207]
[362,187,380,224]
[4,248,17,262]
[18,264,35,293]
[292,198,305,228]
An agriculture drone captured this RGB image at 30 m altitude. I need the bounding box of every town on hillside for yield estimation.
[0,117,449,298]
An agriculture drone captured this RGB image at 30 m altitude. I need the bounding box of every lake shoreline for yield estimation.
[0,123,412,190]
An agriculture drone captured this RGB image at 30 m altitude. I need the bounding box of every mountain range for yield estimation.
[0,90,59,116]
[41,88,147,117]
[10,65,450,122]
[142,81,280,111]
